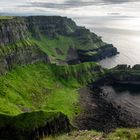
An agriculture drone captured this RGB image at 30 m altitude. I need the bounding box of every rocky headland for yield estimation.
[0,16,118,74]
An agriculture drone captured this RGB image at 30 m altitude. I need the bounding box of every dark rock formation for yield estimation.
[93,64,140,85]
[90,85,140,132]
[0,18,29,46]
[27,16,77,39]
[80,65,140,132]
[132,64,140,70]
[0,111,71,140]
[0,43,49,75]
[78,44,118,62]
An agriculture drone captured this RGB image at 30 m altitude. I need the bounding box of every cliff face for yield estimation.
[0,16,118,73]
[0,40,48,75]
[0,18,29,45]
[0,17,49,74]
[27,16,77,38]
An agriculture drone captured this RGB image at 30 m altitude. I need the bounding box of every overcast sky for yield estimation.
[0,0,140,17]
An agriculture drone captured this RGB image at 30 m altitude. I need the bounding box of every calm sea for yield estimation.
[74,16,140,68]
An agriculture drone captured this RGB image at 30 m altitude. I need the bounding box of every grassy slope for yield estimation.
[31,35,105,63]
[0,63,78,118]
[32,36,76,62]
[0,16,14,20]
[0,62,98,120]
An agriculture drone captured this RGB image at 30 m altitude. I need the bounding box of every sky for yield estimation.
[0,0,140,17]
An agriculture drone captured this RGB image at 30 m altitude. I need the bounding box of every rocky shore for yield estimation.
[75,65,140,132]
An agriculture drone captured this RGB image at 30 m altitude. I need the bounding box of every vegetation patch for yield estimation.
[44,128,140,140]
[0,62,100,119]
[0,16,14,20]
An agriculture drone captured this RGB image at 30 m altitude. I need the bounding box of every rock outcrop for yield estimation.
[27,16,77,38]
[111,64,140,84]
[78,44,118,62]
[0,111,71,140]
[0,18,29,46]
[0,40,48,75]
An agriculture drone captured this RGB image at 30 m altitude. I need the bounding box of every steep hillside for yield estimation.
[0,62,100,116]
[0,61,102,139]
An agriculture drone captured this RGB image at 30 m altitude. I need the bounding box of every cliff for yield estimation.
[110,64,140,84]
[0,16,118,74]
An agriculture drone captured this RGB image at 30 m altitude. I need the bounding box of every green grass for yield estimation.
[0,39,35,56]
[45,130,102,140]
[0,34,105,64]
[107,128,140,140]
[0,16,14,20]
[0,63,78,118]
[44,128,140,140]
[31,35,105,63]
[31,35,77,62]
[11,111,64,130]
[0,62,99,119]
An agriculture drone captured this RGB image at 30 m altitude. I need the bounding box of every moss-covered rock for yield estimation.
[0,111,71,140]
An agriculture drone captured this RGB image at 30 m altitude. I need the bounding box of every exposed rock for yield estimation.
[132,64,140,70]
[55,48,64,55]
[0,44,49,75]
[67,47,80,65]
[78,44,118,62]
[114,64,130,70]
[0,18,29,46]
[27,16,77,38]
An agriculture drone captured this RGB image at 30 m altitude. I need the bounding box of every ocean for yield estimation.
[74,16,140,68]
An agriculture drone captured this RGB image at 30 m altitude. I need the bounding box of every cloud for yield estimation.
[23,0,137,9]
[0,0,140,18]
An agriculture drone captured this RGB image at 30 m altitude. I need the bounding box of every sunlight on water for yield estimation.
[74,16,140,68]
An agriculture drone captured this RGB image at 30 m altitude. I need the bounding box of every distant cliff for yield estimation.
[92,64,140,85]
[0,16,118,74]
